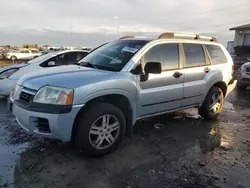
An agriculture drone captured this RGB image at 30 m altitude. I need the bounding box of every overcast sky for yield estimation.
[0,0,250,47]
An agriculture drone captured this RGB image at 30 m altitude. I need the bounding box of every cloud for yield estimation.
[0,0,249,46]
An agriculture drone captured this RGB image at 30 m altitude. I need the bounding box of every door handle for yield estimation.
[173,72,183,78]
[204,67,211,73]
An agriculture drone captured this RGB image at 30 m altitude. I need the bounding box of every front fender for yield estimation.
[77,88,133,104]
[75,88,138,125]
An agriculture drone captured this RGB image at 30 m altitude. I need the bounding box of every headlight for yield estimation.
[33,86,73,105]
[0,68,19,79]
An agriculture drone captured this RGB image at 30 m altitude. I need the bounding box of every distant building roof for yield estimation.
[230,23,250,31]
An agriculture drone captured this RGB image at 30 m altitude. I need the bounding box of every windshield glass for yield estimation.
[78,40,149,71]
[26,52,56,64]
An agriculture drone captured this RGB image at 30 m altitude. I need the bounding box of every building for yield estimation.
[227,41,234,55]
[229,24,250,69]
[230,23,250,47]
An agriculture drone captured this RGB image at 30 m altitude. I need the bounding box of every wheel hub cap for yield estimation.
[89,115,120,150]
[210,92,221,114]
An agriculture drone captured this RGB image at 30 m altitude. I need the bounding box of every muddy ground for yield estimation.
[0,89,250,188]
[0,60,24,67]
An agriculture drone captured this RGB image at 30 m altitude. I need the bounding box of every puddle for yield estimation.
[0,102,29,187]
[0,142,28,186]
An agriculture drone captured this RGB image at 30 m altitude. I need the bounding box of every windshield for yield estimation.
[78,40,149,71]
[26,52,56,64]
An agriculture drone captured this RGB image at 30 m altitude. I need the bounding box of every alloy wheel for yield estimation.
[88,114,120,150]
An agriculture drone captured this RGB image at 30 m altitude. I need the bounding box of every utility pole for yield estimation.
[117,26,120,38]
[69,21,72,46]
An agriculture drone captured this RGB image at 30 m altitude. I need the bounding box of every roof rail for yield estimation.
[158,32,217,42]
[119,36,135,40]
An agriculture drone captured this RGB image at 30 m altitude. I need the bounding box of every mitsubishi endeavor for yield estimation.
[9,33,237,156]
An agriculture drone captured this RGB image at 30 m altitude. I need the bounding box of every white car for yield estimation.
[0,50,89,97]
[5,49,42,61]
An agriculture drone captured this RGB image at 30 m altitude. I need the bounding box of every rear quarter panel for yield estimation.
[200,44,234,104]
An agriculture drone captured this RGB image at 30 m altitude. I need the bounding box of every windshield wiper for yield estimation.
[79,62,99,69]
[78,62,119,71]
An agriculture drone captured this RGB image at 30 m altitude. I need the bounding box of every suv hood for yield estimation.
[18,65,114,90]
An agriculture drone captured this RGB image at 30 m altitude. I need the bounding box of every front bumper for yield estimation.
[238,77,250,86]
[10,98,84,142]
[0,78,17,97]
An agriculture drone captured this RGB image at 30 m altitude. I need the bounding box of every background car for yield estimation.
[0,50,89,97]
[237,61,250,90]
[5,49,42,61]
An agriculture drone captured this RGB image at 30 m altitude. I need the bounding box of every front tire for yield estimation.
[10,56,17,61]
[74,103,126,156]
[199,86,224,120]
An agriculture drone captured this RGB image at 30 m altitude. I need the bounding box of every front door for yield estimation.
[138,43,184,117]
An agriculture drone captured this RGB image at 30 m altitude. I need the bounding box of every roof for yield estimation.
[229,23,250,31]
[119,33,218,43]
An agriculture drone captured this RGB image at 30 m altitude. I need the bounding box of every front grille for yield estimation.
[34,118,51,133]
[19,91,33,103]
[246,68,250,72]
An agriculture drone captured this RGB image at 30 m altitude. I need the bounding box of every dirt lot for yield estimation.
[0,60,23,67]
[0,89,250,188]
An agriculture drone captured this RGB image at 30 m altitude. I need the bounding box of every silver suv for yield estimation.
[9,33,236,156]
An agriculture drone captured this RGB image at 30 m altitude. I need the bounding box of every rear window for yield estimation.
[205,45,227,65]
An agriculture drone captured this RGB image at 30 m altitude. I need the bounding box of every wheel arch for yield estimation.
[200,80,227,106]
[72,93,136,141]
[212,81,227,97]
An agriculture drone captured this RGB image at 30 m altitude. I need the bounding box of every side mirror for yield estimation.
[47,61,55,66]
[144,62,162,74]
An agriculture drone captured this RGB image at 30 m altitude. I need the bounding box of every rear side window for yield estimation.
[144,43,179,70]
[205,45,227,65]
[183,43,206,67]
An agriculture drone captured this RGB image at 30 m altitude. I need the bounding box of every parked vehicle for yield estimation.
[232,46,250,71]
[5,49,42,61]
[9,33,236,156]
[237,61,250,90]
[0,50,89,97]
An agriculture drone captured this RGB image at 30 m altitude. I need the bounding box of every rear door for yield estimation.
[19,50,29,59]
[182,43,210,107]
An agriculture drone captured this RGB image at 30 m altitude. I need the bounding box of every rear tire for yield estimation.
[73,103,126,156]
[199,86,224,120]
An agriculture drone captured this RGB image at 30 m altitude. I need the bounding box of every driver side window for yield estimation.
[131,43,179,74]
[144,43,179,71]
